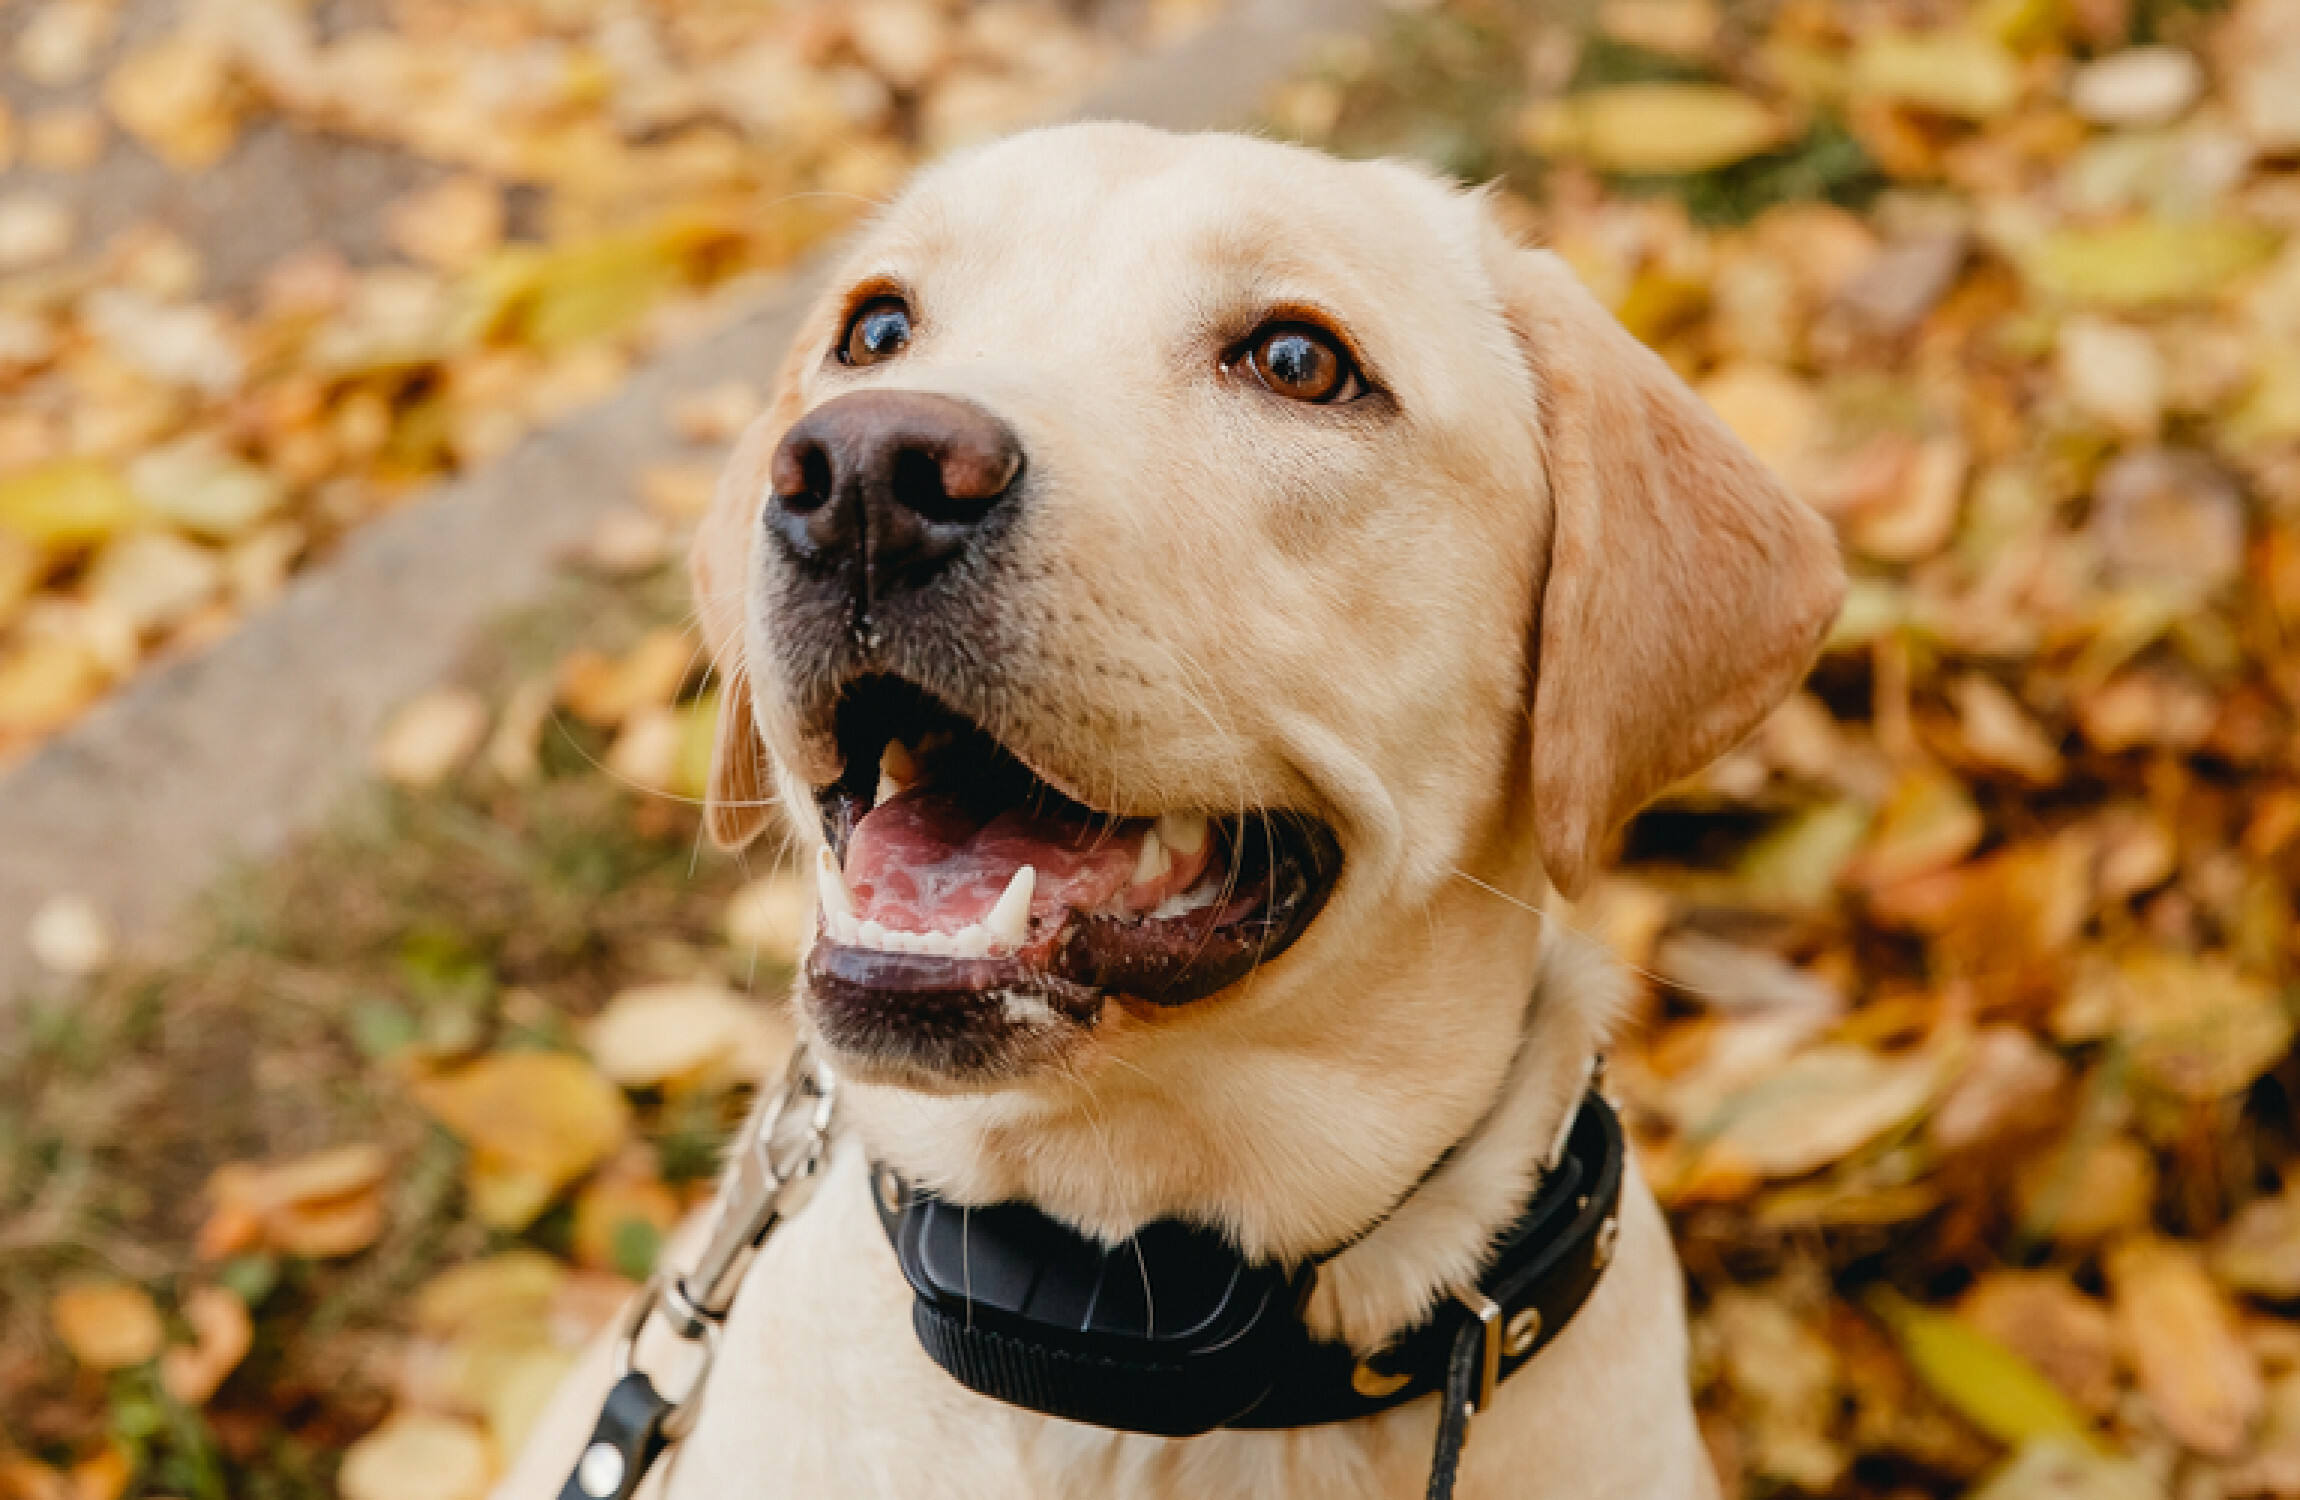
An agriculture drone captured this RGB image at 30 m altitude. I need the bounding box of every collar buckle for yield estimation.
[1453,1290,1503,1420]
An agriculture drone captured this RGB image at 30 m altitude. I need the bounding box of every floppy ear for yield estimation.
[1495,240,1845,896]
[690,344,813,851]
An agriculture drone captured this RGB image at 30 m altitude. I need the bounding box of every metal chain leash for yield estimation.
[557,1043,838,1500]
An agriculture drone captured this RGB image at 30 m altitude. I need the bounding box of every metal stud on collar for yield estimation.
[1502,1306,1542,1358]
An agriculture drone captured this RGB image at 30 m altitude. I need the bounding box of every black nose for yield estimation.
[766,390,1023,609]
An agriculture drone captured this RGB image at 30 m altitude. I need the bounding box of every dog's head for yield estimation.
[694,125,1842,1253]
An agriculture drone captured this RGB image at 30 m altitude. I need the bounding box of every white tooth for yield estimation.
[816,847,857,920]
[1157,812,1208,857]
[835,912,860,944]
[859,919,888,949]
[952,924,990,958]
[917,930,954,956]
[985,866,1035,950]
[1131,828,1170,887]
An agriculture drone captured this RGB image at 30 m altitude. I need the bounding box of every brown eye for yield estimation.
[841,297,913,366]
[1237,323,1361,404]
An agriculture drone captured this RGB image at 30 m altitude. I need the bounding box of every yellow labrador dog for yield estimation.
[501,124,1841,1500]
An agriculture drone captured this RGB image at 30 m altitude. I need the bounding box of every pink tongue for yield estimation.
[845,789,1141,935]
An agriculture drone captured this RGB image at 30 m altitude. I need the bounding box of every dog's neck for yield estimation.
[1299,926,1624,1353]
[834,912,1625,1358]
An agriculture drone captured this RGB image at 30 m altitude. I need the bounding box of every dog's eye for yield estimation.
[1235,323,1362,404]
[841,297,913,367]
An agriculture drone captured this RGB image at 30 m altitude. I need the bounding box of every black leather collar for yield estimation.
[871,1088,1625,1445]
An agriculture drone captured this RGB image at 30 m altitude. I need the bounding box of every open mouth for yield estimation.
[804,676,1342,1074]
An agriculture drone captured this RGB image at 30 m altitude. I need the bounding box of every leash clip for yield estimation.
[567,1043,836,1500]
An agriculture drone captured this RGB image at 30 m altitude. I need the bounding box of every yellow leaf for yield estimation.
[2022,220,2280,309]
[337,1415,494,1500]
[0,459,140,550]
[517,229,688,349]
[2093,954,2293,1101]
[102,38,239,169]
[49,1281,163,1371]
[0,527,40,623]
[413,1250,566,1337]
[1525,84,1787,175]
[1856,767,1983,889]
[1851,30,2024,120]
[1869,1289,2097,1449]
[413,1050,630,1227]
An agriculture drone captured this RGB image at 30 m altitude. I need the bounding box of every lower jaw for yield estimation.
[802,826,1344,1085]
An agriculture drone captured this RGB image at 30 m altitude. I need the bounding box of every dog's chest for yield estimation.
[662,1145,1699,1500]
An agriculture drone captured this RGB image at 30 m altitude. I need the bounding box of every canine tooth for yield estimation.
[1157,812,1208,857]
[985,866,1035,950]
[876,741,916,807]
[1132,828,1171,887]
[815,847,857,920]
[858,919,888,949]
[952,924,990,958]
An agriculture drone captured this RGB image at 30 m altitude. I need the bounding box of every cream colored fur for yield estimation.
[499,123,1843,1500]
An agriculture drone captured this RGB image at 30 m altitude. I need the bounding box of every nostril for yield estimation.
[890,447,947,521]
[889,442,1017,524]
[776,442,834,516]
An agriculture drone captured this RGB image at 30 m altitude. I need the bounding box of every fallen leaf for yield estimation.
[1870,1288,2098,1448]
[2069,48,2204,128]
[1953,674,2063,783]
[2089,449,2246,596]
[1965,1438,2164,1500]
[1852,30,2023,120]
[1929,1025,2067,1153]
[2216,1183,2300,1299]
[1960,1273,2120,1415]
[160,1286,252,1405]
[199,1143,390,1260]
[50,1282,163,1371]
[1707,1289,1847,1490]
[2078,954,2293,1102]
[1683,1037,1955,1188]
[0,460,141,551]
[2023,220,2280,309]
[2109,1237,2263,1457]
[412,1050,630,1229]
[556,628,695,728]
[336,1415,494,1500]
[375,689,489,789]
[387,177,506,272]
[103,38,240,169]
[2016,1132,2159,1247]
[586,980,784,1088]
[1526,84,1788,175]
